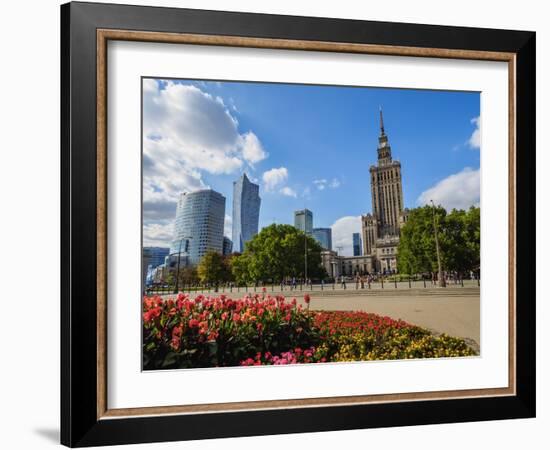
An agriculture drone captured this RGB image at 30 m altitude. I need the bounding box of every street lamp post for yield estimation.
[173,236,191,294]
[430,200,446,288]
[304,231,308,285]
[173,238,184,294]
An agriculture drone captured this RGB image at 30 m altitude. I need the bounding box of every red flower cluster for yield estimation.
[142,292,316,370]
[313,311,412,337]
[143,294,475,370]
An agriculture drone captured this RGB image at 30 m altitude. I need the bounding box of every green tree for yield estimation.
[441,207,480,275]
[197,251,231,285]
[231,224,325,283]
[397,205,480,276]
[397,205,446,274]
[166,265,199,287]
[229,252,251,285]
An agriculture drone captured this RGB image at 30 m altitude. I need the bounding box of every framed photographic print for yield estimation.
[61,1,536,447]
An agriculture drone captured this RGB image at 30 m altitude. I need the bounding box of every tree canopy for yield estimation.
[397,205,480,275]
[230,223,326,283]
[197,251,231,285]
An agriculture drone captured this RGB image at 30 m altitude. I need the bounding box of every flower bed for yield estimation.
[143,293,476,370]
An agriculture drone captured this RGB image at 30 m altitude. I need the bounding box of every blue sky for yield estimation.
[142,78,480,255]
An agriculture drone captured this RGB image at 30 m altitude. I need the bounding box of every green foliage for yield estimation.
[397,205,445,274]
[397,205,480,275]
[441,207,480,273]
[230,223,326,283]
[197,251,231,284]
[166,266,198,286]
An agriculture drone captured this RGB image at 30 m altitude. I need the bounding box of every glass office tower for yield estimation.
[232,173,261,253]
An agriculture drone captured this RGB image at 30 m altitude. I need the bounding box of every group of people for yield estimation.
[284,277,313,290]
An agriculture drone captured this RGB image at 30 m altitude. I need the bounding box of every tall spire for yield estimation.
[376,107,392,165]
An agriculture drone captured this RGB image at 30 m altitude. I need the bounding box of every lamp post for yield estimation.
[430,200,446,288]
[304,231,308,284]
[173,236,191,294]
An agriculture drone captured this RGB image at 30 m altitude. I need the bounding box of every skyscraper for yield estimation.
[361,108,407,273]
[313,227,332,250]
[171,189,226,265]
[353,233,362,256]
[232,173,261,253]
[294,209,313,235]
[222,236,233,256]
[143,247,170,270]
[142,247,170,288]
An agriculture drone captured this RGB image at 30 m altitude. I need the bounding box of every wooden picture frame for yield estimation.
[61,1,535,447]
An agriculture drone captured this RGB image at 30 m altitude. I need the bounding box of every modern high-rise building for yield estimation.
[171,189,226,265]
[352,233,362,256]
[232,173,261,253]
[361,108,408,273]
[222,236,233,256]
[312,227,332,250]
[143,247,170,270]
[142,247,170,288]
[294,209,313,235]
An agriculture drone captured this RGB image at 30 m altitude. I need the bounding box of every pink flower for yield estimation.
[304,294,311,304]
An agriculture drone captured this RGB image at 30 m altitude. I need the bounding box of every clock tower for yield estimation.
[362,108,407,272]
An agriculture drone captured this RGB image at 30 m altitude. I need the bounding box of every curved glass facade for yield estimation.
[171,189,226,265]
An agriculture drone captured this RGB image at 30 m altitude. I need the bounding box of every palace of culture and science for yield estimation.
[322,109,409,277]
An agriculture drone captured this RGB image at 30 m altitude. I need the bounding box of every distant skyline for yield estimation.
[142,78,480,256]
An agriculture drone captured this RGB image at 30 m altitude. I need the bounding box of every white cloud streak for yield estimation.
[417,167,480,211]
[313,178,341,190]
[280,186,297,197]
[468,116,480,149]
[262,167,289,191]
[143,221,175,248]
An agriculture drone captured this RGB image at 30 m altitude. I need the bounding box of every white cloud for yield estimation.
[280,186,297,197]
[240,131,268,165]
[313,179,327,190]
[262,167,289,191]
[417,167,480,211]
[224,214,232,239]
[313,178,340,190]
[142,79,268,246]
[143,221,175,248]
[468,116,480,149]
[331,216,362,257]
